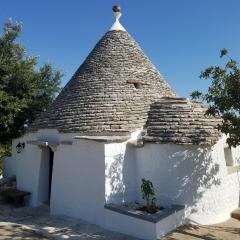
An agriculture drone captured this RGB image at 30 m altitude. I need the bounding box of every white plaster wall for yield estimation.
[104,209,155,240]
[105,142,136,204]
[8,126,240,230]
[50,139,106,225]
[9,129,106,225]
[232,145,240,165]
[104,129,142,204]
[37,129,59,142]
[155,209,185,238]
[9,130,76,207]
[103,207,185,240]
[13,133,43,206]
[135,137,240,225]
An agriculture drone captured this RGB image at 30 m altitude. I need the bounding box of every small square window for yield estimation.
[133,82,142,89]
[127,80,143,89]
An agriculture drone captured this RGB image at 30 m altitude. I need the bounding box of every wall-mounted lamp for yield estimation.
[16,142,25,154]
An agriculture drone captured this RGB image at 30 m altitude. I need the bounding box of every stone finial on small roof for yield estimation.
[112,4,121,12]
[109,4,126,32]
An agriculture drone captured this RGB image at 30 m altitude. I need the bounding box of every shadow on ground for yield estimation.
[161,219,240,240]
[0,202,239,240]
[0,224,49,240]
[0,203,139,239]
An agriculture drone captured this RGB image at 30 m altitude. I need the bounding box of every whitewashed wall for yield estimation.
[51,139,106,225]
[6,128,240,228]
[105,142,136,203]
[12,132,42,206]
[232,145,240,165]
[8,129,107,225]
[135,137,240,225]
[8,130,77,207]
[104,206,185,240]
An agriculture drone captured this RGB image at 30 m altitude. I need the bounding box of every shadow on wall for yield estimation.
[106,142,223,217]
[107,153,125,202]
[106,143,136,204]
[157,147,222,214]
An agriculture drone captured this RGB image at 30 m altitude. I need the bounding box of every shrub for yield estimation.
[141,178,156,212]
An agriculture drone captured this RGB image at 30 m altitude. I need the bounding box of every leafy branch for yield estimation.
[191,49,240,147]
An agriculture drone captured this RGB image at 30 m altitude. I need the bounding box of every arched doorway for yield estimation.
[38,146,55,205]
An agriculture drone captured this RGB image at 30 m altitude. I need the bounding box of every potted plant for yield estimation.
[139,178,162,213]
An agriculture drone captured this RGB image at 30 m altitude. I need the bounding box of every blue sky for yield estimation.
[1,0,240,97]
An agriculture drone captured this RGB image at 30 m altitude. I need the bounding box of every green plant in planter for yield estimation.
[141,178,157,212]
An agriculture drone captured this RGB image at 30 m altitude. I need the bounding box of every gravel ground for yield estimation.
[0,202,239,240]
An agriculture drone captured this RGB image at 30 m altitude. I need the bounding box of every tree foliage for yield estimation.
[0,19,62,147]
[191,49,240,147]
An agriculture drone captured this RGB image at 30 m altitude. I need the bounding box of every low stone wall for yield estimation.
[104,204,185,240]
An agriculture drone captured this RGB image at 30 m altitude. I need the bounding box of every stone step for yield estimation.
[231,208,240,220]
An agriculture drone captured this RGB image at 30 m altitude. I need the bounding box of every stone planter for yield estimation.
[104,203,185,240]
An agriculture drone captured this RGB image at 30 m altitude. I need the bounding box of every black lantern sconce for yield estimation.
[16,142,25,154]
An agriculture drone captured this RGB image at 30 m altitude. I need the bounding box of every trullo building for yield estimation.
[4,5,240,240]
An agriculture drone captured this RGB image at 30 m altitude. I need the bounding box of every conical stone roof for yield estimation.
[142,97,221,145]
[29,29,176,135]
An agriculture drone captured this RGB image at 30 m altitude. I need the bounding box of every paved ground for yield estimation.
[161,218,240,240]
[0,203,239,239]
[0,224,49,240]
[0,203,138,240]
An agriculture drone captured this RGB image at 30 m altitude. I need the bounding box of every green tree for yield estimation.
[191,49,240,147]
[0,19,62,161]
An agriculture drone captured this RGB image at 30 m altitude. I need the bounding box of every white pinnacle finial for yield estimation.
[109,5,126,31]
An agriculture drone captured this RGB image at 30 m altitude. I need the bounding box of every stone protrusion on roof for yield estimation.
[142,97,221,145]
[110,4,126,31]
[29,30,176,134]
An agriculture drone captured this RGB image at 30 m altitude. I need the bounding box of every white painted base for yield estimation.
[104,208,185,240]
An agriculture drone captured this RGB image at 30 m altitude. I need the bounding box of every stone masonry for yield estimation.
[29,30,176,135]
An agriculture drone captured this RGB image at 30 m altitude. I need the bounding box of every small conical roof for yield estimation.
[30,8,176,135]
[143,97,221,145]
